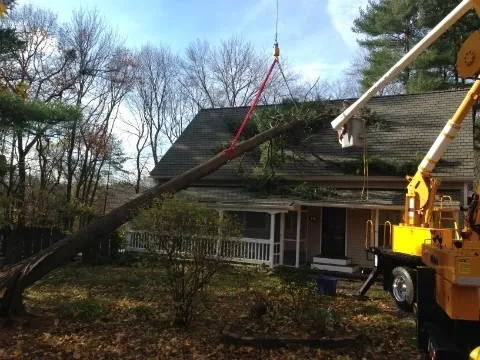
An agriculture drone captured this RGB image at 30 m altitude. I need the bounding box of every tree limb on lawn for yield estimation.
[0,109,335,320]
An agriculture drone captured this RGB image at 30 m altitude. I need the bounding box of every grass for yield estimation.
[0,262,423,360]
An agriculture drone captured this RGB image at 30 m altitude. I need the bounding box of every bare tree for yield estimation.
[298,76,331,101]
[345,48,404,96]
[180,39,216,108]
[55,7,123,209]
[210,36,266,107]
[162,81,198,144]
[122,107,150,194]
[72,47,135,227]
[323,75,361,100]
[179,35,302,109]
[127,44,179,166]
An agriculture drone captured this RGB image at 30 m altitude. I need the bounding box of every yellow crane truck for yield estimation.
[331,1,480,358]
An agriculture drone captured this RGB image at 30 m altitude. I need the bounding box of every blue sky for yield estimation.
[17,0,370,81]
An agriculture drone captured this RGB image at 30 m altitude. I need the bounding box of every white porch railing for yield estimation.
[125,231,271,266]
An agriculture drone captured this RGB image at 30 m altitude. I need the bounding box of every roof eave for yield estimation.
[150,174,475,183]
[293,200,404,210]
[213,202,295,213]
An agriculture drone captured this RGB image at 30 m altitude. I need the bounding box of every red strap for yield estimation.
[223,58,278,159]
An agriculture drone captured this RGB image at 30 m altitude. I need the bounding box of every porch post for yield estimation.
[217,210,224,256]
[344,209,348,257]
[295,210,301,268]
[269,213,275,268]
[125,231,132,249]
[375,209,379,246]
[280,212,285,265]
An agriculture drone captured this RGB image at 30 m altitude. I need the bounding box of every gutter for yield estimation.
[214,202,295,213]
[293,201,404,210]
[150,175,475,183]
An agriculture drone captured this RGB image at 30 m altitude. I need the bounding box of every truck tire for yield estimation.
[390,266,415,313]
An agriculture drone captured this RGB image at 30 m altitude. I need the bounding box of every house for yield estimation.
[129,89,475,273]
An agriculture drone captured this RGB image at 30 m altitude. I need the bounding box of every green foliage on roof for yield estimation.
[315,152,449,177]
[241,173,338,201]
[221,99,387,143]
[220,99,389,187]
[211,140,230,153]
[291,183,338,200]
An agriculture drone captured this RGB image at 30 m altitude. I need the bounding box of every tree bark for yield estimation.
[0,113,330,318]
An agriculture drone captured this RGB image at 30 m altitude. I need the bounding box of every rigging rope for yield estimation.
[361,119,369,201]
[223,0,282,159]
[223,57,278,159]
[277,60,296,102]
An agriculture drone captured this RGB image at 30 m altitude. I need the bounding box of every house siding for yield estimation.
[346,208,374,269]
[306,207,322,262]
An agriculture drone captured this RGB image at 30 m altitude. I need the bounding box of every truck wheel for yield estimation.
[390,266,415,313]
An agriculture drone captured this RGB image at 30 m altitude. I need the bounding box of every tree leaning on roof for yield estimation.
[0,100,343,322]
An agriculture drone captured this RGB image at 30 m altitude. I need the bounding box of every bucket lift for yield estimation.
[337,100,365,149]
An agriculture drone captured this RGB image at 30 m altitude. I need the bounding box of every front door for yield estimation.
[321,207,346,258]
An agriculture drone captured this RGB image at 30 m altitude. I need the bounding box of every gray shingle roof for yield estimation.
[151,89,475,181]
[177,186,460,208]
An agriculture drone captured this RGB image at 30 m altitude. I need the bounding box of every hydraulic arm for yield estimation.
[405,79,480,228]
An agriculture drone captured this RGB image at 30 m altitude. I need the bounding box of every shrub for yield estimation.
[67,299,110,323]
[131,195,242,327]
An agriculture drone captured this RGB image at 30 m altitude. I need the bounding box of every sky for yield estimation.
[14,0,371,176]
[16,0,370,82]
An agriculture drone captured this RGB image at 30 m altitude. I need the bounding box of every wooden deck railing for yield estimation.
[125,231,271,265]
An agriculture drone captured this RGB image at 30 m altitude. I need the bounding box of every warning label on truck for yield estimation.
[459,259,471,274]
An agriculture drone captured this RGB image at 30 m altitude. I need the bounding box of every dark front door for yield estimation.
[321,207,346,258]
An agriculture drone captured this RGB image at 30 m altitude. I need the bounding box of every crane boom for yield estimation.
[417,79,480,177]
[330,0,479,131]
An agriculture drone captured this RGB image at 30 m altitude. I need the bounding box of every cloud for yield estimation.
[294,60,350,82]
[326,0,369,50]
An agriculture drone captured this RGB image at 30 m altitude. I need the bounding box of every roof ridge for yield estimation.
[198,87,471,111]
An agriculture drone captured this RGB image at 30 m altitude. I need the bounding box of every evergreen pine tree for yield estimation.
[0,0,24,60]
[353,0,421,93]
[353,0,480,93]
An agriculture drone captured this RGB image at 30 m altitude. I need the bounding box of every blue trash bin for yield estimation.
[315,275,338,296]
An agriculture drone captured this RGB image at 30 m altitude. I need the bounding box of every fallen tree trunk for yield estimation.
[0,112,332,319]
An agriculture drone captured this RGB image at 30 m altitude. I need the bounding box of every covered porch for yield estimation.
[124,186,463,271]
[125,205,309,269]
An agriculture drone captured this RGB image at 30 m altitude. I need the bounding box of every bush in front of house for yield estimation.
[242,266,341,337]
[131,195,242,327]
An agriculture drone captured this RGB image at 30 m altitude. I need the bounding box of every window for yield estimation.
[245,212,267,229]
[225,211,271,239]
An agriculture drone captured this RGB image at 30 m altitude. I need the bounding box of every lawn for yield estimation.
[0,262,422,360]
